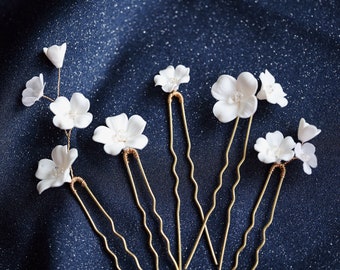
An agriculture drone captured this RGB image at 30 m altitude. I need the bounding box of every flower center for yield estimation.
[115,129,127,142]
[300,153,310,161]
[264,85,274,94]
[230,91,243,103]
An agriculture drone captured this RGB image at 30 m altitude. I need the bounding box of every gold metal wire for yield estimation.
[123,149,159,270]
[168,92,183,270]
[57,68,61,97]
[168,91,218,267]
[70,176,143,270]
[218,115,253,270]
[184,116,240,269]
[251,164,286,270]
[126,148,179,270]
[42,95,55,102]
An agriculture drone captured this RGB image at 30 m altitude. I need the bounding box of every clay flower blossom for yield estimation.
[297,118,321,143]
[294,143,317,175]
[154,64,190,93]
[43,43,67,68]
[211,72,258,123]
[50,92,93,130]
[22,74,45,107]
[93,113,148,156]
[36,145,78,194]
[254,131,296,164]
[257,69,288,107]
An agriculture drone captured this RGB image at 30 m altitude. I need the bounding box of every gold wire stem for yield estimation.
[70,176,143,270]
[130,148,179,270]
[168,91,183,269]
[232,163,279,270]
[219,115,253,270]
[42,95,55,102]
[123,149,159,270]
[173,92,218,265]
[184,117,240,270]
[252,165,286,270]
[65,129,74,178]
[57,68,61,97]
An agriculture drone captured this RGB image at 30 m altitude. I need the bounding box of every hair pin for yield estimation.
[185,70,288,269]
[154,65,218,268]
[233,118,320,270]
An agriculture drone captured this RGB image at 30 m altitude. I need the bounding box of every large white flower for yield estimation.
[294,142,317,175]
[154,65,190,93]
[50,92,93,130]
[211,72,258,123]
[93,113,148,156]
[22,74,45,107]
[254,131,296,164]
[43,43,67,68]
[297,118,321,143]
[257,69,288,107]
[36,145,78,194]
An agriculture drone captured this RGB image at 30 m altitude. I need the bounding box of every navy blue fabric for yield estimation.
[0,1,339,269]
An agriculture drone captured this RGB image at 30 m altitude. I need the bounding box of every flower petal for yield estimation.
[159,65,175,78]
[93,126,115,144]
[211,75,237,101]
[51,145,69,167]
[238,95,258,118]
[35,159,56,180]
[43,43,67,68]
[127,115,147,137]
[303,162,312,175]
[266,131,284,147]
[50,96,71,115]
[103,142,125,156]
[297,118,321,143]
[213,100,238,123]
[70,93,90,114]
[74,113,93,128]
[236,72,258,96]
[106,113,128,133]
[174,65,190,84]
[127,134,148,150]
[53,115,74,130]
[259,70,275,85]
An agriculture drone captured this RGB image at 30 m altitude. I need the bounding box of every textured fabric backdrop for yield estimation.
[0,0,339,269]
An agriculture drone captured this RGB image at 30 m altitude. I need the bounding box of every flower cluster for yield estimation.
[254,118,321,174]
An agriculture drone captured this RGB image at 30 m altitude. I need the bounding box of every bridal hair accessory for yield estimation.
[22,43,142,270]
[185,70,288,269]
[233,118,320,270]
[155,65,217,268]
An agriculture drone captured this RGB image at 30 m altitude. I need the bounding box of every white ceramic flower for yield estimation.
[254,131,296,164]
[297,118,321,143]
[294,142,317,175]
[93,113,148,156]
[22,74,45,107]
[36,145,78,194]
[211,72,258,123]
[43,43,67,68]
[50,92,93,130]
[257,69,288,107]
[154,64,190,93]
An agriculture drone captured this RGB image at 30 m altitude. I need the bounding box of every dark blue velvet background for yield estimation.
[0,0,339,269]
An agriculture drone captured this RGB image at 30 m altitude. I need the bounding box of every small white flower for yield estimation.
[211,72,258,123]
[297,118,321,143]
[22,74,46,107]
[93,113,148,156]
[254,131,296,164]
[36,145,78,194]
[294,142,317,175]
[154,65,190,93]
[50,92,93,130]
[43,43,67,68]
[257,69,288,107]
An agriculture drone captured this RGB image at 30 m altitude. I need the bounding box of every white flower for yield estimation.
[211,72,258,123]
[254,131,296,164]
[43,43,67,68]
[297,118,321,143]
[294,142,317,175]
[50,92,93,130]
[154,65,190,93]
[257,69,288,107]
[93,113,148,156]
[36,145,78,194]
[22,74,45,107]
